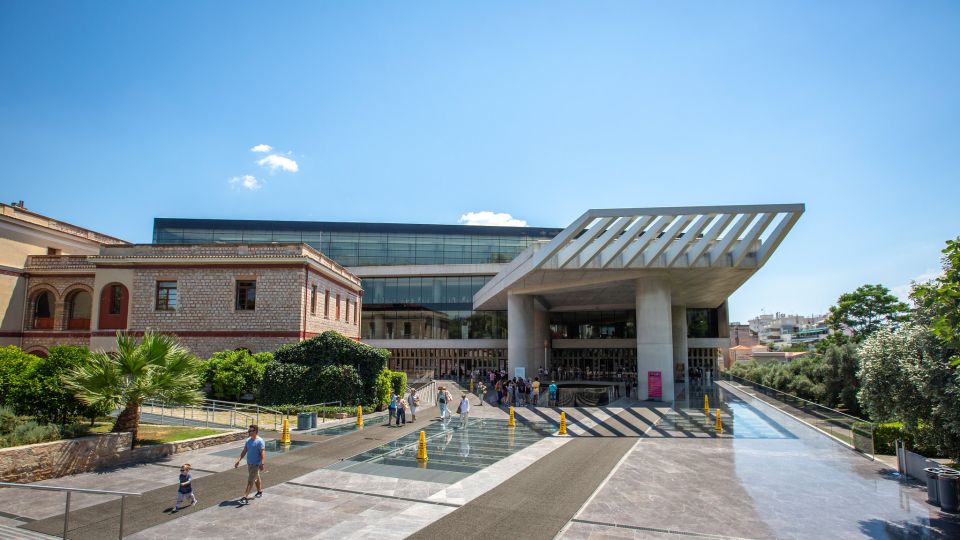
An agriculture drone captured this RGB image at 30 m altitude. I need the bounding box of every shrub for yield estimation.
[315,365,362,405]
[375,371,391,410]
[270,404,375,416]
[0,346,40,407]
[388,370,407,397]
[202,349,272,401]
[273,332,389,405]
[260,363,311,405]
[0,420,61,448]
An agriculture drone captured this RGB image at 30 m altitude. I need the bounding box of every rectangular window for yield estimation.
[109,285,123,315]
[336,294,341,320]
[311,285,317,315]
[345,298,349,322]
[156,281,177,311]
[324,290,330,318]
[236,280,256,310]
[354,299,359,325]
[47,247,61,255]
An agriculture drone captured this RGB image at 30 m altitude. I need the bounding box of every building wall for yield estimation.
[0,271,25,344]
[304,268,361,339]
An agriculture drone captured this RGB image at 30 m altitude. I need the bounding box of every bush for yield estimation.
[273,332,389,405]
[270,404,375,416]
[0,420,61,448]
[316,365,362,405]
[374,371,392,410]
[388,370,407,397]
[260,363,311,405]
[0,346,40,407]
[855,421,940,456]
[202,350,272,401]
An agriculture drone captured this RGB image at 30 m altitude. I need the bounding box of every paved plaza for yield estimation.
[1,383,958,539]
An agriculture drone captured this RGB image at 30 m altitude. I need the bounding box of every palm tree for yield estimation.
[64,332,203,447]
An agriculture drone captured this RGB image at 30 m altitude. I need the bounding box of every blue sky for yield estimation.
[1,1,958,322]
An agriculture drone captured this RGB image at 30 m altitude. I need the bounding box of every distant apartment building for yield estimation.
[748,312,828,350]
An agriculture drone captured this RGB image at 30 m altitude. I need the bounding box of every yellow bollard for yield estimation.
[558,411,568,436]
[416,430,428,461]
[508,406,516,428]
[703,394,710,415]
[280,417,291,445]
[356,405,363,427]
[715,408,723,434]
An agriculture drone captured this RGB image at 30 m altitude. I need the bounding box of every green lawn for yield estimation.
[90,422,224,445]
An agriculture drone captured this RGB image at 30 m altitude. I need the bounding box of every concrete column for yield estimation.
[672,305,688,400]
[507,293,535,378]
[636,277,674,402]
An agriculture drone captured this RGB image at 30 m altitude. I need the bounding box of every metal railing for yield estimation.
[0,482,141,539]
[720,372,875,457]
[140,399,259,431]
[299,401,342,423]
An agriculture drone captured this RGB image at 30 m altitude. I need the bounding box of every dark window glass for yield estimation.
[156,281,177,311]
[687,308,720,338]
[236,280,256,310]
[311,285,317,314]
[109,285,123,315]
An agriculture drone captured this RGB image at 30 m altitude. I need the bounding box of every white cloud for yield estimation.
[458,211,528,227]
[229,175,263,190]
[892,269,941,304]
[257,154,299,173]
[250,144,273,153]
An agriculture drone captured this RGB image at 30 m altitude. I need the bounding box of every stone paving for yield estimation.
[558,384,960,540]
[5,381,960,539]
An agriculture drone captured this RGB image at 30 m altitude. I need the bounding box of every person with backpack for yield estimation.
[388,391,399,426]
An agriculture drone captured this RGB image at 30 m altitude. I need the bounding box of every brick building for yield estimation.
[2,203,362,358]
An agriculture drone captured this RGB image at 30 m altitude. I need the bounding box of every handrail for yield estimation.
[140,400,257,430]
[722,372,868,422]
[0,482,141,496]
[0,482,141,539]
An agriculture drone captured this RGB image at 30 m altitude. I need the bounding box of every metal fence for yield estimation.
[0,482,141,539]
[720,372,875,458]
[140,398,284,432]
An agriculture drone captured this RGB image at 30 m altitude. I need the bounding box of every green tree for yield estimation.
[913,237,960,363]
[822,343,862,415]
[858,323,959,459]
[826,284,909,342]
[63,332,203,447]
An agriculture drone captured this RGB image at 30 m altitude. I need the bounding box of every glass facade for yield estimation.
[153,219,562,267]
[549,311,637,339]
[361,276,506,339]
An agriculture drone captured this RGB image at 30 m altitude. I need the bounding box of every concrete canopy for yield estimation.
[473,204,804,311]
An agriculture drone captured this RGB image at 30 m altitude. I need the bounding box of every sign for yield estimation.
[648,371,662,401]
[515,367,526,379]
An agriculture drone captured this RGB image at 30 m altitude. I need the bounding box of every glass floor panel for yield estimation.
[209,439,315,458]
[326,418,555,484]
[671,387,796,439]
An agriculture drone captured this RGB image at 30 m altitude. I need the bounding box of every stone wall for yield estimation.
[304,268,362,339]
[0,430,245,483]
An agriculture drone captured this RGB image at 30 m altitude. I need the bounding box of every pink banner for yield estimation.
[648,371,662,401]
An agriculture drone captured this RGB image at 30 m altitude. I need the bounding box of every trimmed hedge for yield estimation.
[862,421,941,456]
[266,332,389,406]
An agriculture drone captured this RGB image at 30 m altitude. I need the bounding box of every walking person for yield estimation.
[171,463,197,513]
[397,396,407,425]
[548,380,558,407]
[532,377,541,406]
[388,391,399,426]
[409,388,419,422]
[458,394,471,427]
[437,385,449,420]
[234,424,265,505]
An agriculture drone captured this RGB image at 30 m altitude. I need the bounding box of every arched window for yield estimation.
[31,290,54,329]
[27,348,48,359]
[98,283,129,330]
[65,289,92,330]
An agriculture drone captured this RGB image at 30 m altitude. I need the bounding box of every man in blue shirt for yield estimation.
[548,381,558,407]
[235,424,266,504]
